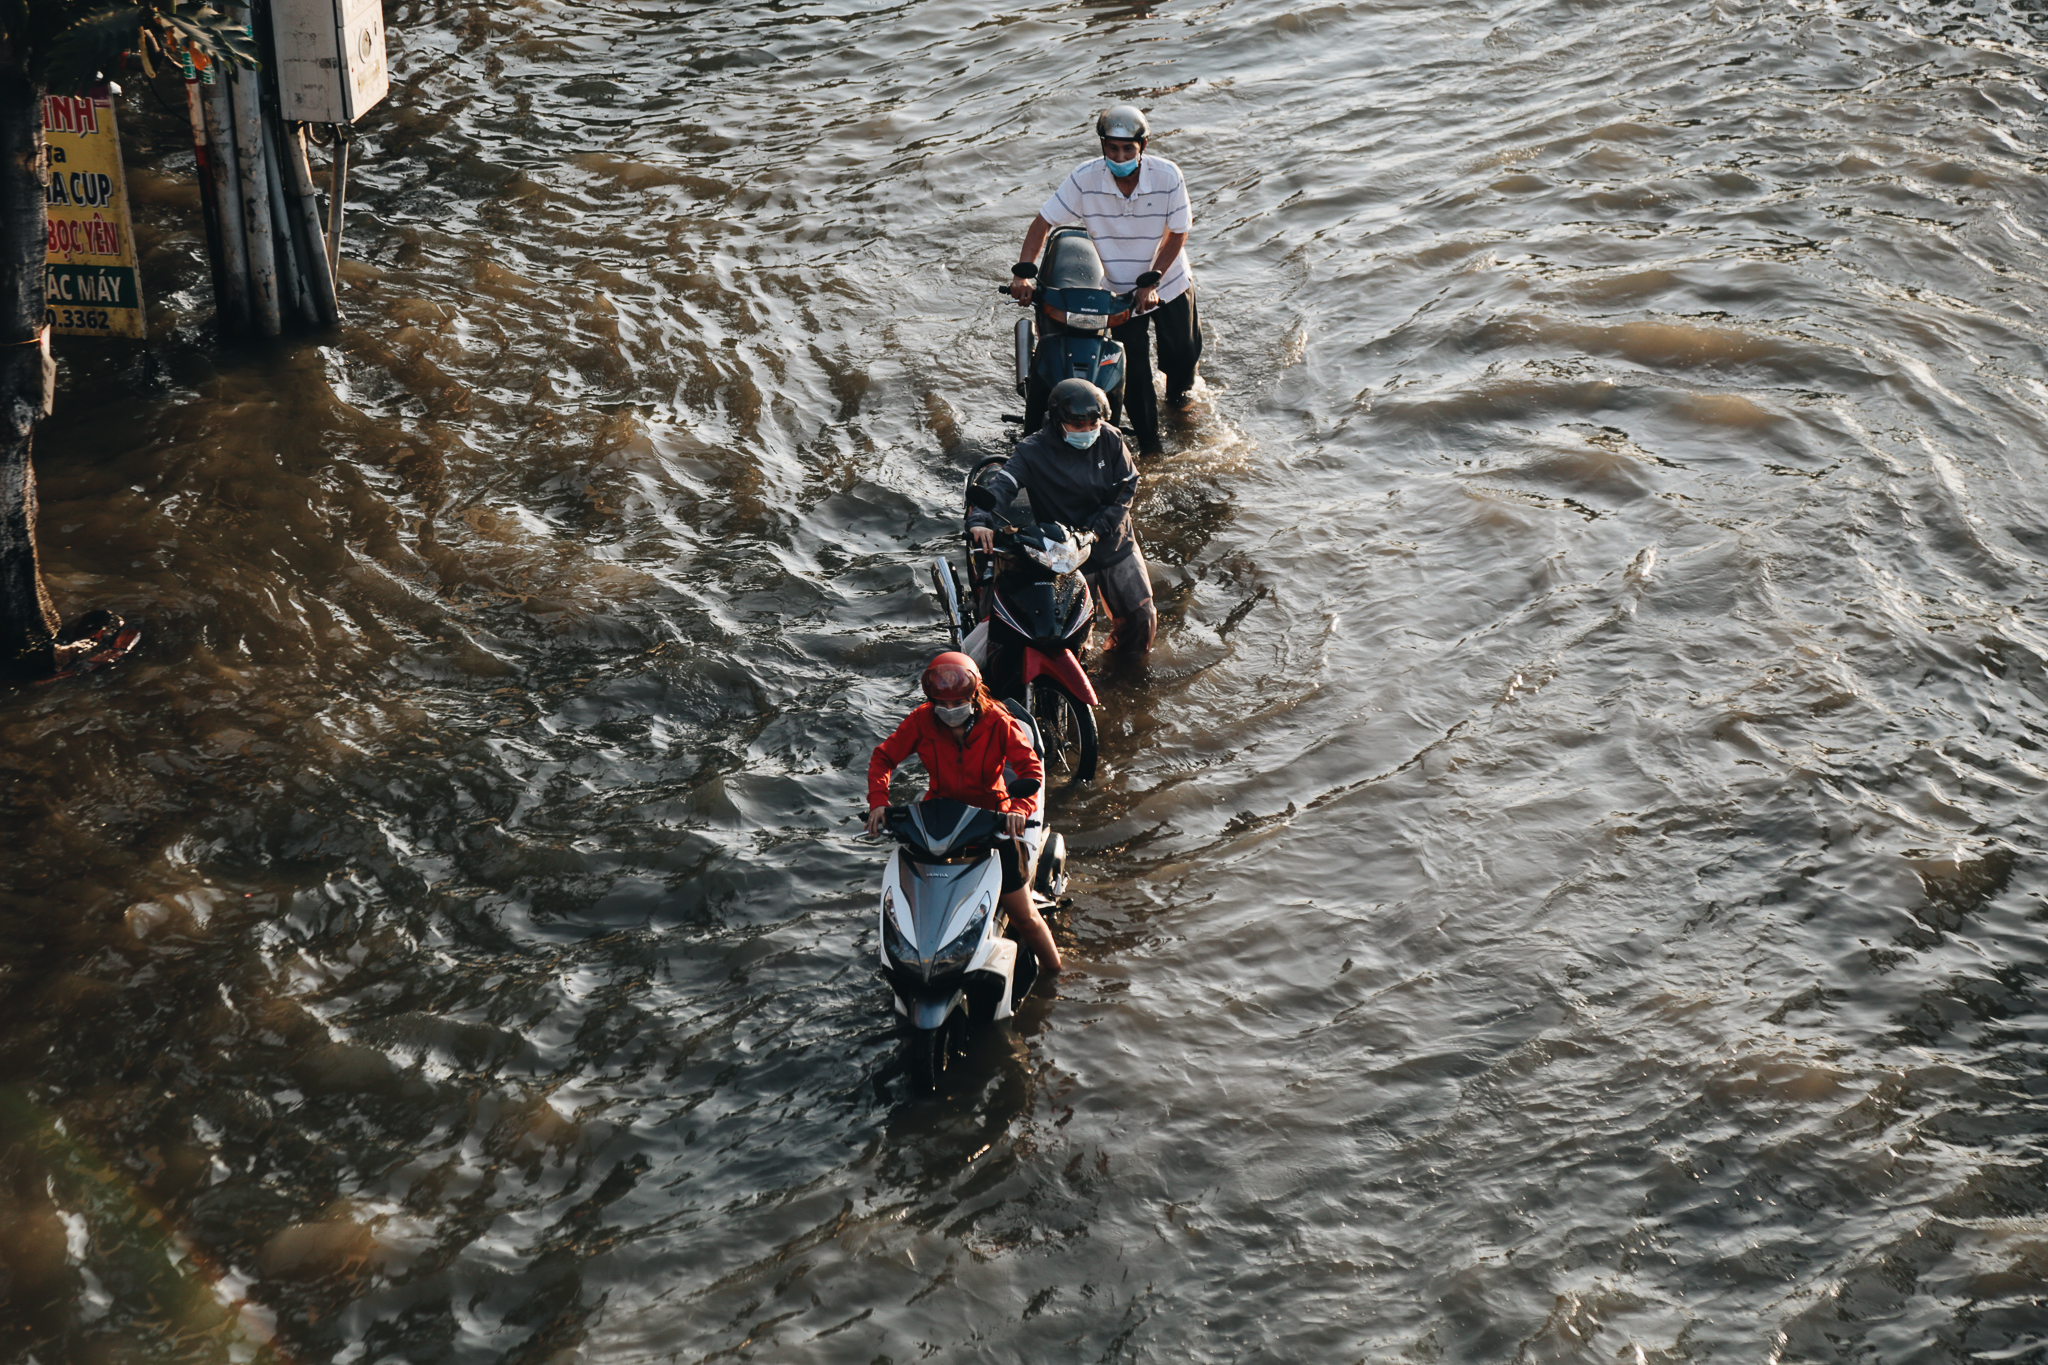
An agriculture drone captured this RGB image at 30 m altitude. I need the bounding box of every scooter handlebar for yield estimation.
[971,522,1091,554]
[863,804,908,839]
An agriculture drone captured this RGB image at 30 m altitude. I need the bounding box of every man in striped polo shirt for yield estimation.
[1008,105,1202,457]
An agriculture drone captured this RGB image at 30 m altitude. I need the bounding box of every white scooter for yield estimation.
[874,709,1068,1093]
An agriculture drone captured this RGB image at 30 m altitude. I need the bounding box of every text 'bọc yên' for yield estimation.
[47,216,121,257]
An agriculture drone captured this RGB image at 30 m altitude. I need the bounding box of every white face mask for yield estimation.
[934,701,975,727]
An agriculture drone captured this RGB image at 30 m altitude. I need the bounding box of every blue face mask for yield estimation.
[1063,425,1098,449]
[1105,154,1140,177]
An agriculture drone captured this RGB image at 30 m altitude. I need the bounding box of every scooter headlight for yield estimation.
[1042,304,1108,331]
[883,917,914,965]
[882,892,915,966]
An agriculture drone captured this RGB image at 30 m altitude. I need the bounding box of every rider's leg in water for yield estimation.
[999,837,1063,972]
[1090,545,1157,655]
[1024,376,1049,434]
[1110,310,1161,455]
[1005,887,1062,972]
[1157,289,1203,406]
[987,630,1027,703]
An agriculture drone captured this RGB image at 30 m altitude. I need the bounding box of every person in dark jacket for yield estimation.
[967,378,1157,656]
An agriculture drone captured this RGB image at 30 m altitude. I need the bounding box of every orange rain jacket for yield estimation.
[867,703,1043,817]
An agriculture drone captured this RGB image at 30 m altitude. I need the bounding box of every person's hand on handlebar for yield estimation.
[865,807,888,836]
[970,526,996,552]
[1008,278,1034,305]
[1004,811,1026,836]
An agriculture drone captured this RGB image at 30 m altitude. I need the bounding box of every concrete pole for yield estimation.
[183,75,232,333]
[225,36,279,337]
[201,75,249,336]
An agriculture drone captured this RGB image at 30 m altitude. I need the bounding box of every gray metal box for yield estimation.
[271,0,389,124]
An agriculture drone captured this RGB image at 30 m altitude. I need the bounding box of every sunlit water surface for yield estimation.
[9,0,2048,1359]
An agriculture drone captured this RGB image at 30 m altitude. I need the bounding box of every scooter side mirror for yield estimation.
[1006,777,1041,801]
[966,483,1006,514]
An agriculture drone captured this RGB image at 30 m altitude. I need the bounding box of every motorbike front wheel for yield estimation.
[908,1009,967,1094]
[1023,375,1049,434]
[1028,677,1099,783]
[929,557,967,650]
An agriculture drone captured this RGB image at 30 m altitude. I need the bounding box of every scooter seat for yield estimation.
[1042,227,1111,292]
[1002,697,1047,776]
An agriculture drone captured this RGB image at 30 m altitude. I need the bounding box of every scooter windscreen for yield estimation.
[1040,228,1132,330]
[1018,526,1093,576]
[891,798,1001,858]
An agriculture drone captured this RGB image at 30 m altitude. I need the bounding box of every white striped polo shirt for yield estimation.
[1037,154,1195,304]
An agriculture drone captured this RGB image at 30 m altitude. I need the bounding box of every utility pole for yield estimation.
[184,0,386,340]
[0,2,252,683]
[0,34,59,681]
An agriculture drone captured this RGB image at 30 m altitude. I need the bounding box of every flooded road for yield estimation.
[9,0,2048,1357]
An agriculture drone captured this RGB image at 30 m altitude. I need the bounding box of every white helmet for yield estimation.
[1095,105,1149,143]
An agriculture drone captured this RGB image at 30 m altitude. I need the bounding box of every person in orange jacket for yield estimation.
[866,651,1062,973]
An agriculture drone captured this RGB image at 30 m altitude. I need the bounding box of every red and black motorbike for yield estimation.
[928,468,1100,783]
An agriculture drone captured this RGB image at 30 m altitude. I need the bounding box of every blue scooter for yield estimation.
[1002,226,1134,432]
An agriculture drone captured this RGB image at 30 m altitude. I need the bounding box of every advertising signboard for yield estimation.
[43,86,144,339]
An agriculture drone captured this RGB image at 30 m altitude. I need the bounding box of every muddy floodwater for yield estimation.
[12,0,2048,1358]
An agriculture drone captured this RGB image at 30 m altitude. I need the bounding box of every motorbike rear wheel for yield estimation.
[1028,677,1098,783]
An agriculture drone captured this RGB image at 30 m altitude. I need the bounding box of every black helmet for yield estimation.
[1049,378,1108,424]
[1095,105,1149,143]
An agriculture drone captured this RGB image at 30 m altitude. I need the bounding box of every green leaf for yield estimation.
[38,5,144,94]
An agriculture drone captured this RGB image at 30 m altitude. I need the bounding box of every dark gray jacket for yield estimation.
[967,419,1140,565]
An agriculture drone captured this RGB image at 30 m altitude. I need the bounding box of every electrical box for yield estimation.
[271,0,389,124]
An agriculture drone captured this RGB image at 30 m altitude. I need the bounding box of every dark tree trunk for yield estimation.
[0,38,53,683]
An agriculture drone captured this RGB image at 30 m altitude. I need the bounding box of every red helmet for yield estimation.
[921,651,981,704]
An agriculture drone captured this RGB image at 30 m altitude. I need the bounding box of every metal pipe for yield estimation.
[325,132,348,273]
[260,112,308,326]
[201,73,250,336]
[285,127,338,324]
